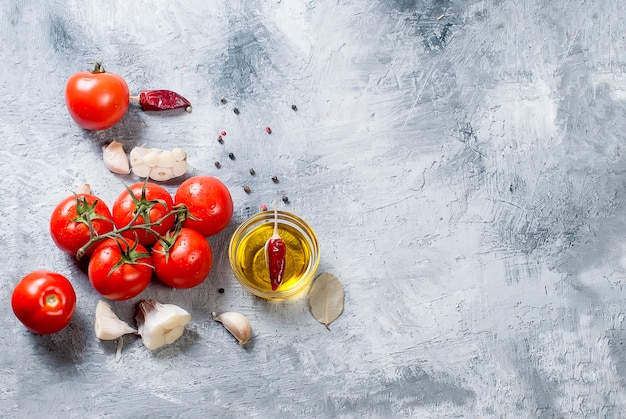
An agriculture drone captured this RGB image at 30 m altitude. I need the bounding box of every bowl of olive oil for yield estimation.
[228,210,320,299]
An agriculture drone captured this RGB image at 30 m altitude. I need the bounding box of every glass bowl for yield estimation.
[228,210,320,299]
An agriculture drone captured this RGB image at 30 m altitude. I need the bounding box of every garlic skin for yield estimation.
[130,146,188,181]
[102,140,131,175]
[136,299,191,350]
[94,300,137,340]
[212,311,252,345]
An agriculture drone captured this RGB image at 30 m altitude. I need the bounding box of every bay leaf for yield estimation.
[309,272,344,330]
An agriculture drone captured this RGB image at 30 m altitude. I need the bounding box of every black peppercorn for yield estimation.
[214,161,221,169]
[249,168,256,175]
[229,152,235,160]
[271,175,279,183]
[243,185,251,194]
[282,195,289,203]
[291,104,298,111]
[233,107,240,115]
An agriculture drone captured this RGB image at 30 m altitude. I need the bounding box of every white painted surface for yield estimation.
[1,1,626,417]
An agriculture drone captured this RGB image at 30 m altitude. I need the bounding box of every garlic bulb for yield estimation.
[212,311,252,345]
[130,146,188,181]
[136,299,191,350]
[102,140,131,175]
[94,300,137,340]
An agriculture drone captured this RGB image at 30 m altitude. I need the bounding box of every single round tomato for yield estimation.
[11,270,76,334]
[174,176,233,237]
[50,193,115,257]
[153,228,213,288]
[112,182,175,247]
[65,63,130,130]
[88,238,153,300]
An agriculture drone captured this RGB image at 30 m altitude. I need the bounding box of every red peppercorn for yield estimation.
[221,131,227,136]
[265,126,272,134]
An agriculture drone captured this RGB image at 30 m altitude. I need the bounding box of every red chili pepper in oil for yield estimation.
[265,204,286,290]
[137,90,192,112]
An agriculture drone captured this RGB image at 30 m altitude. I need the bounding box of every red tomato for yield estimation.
[50,193,115,257]
[65,63,130,130]
[153,228,213,288]
[112,182,175,247]
[11,270,76,334]
[174,176,233,237]
[88,238,153,300]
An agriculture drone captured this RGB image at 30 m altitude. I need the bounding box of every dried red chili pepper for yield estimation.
[264,204,286,290]
[137,90,192,112]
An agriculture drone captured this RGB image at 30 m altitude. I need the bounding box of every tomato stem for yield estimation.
[91,62,106,74]
[75,203,190,260]
[45,294,59,308]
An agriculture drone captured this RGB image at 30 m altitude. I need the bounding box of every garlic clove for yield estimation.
[212,311,252,345]
[130,146,189,181]
[149,166,174,181]
[129,146,150,166]
[142,149,161,168]
[136,299,191,350]
[171,148,187,162]
[172,160,189,177]
[156,150,176,168]
[132,164,152,178]
[76,183,91,195]
[102,141,130,175]
[95,300,137,340]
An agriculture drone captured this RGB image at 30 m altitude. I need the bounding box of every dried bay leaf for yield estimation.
[309,272,344,330]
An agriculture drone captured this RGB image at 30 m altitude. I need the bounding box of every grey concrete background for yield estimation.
[1,0,626,417]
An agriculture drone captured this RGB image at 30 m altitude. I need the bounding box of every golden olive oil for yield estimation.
[234,222,313,294]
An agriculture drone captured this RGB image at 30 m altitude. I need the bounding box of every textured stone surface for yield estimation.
[1,1,626,417]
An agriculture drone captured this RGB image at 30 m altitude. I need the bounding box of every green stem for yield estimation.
[76,204,189,260]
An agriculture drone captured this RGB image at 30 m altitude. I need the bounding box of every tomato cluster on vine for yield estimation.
[50,176,233,301]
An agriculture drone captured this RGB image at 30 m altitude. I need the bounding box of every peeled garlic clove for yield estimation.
[171,148,187,162]
[149,166,174,181]
[136,299,191,350]
[130,146,188,181]
[102,141,130,175]
[142,149,161,167]
[132,164,151,178]
[130,146,150,166]
[172,160,188,177]
[212,311,252,345]
[156,150,176,168]
[95,300,137,340]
